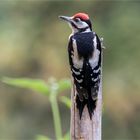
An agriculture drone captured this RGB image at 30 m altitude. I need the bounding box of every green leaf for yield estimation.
[2,77,50,96]
[63,132,70,140]
[60,96,71,108]
[36,135,51,140]
[58,79,71,93]
[48,77,59,94]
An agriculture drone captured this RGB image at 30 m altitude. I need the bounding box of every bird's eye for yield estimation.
[74,18,80,22]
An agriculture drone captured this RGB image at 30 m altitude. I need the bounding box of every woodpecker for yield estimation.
[59,13,101,119]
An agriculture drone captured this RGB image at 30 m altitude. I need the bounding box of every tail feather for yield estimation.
[76,95,86,119]
[76,58,98,119]
[76,94,97,119]
[87,97,97,119]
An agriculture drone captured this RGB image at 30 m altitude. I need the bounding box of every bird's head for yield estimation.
[59,13,92,33]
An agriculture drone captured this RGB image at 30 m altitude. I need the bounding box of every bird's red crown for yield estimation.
[73,13,89,21]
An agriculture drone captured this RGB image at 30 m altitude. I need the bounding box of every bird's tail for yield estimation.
[76,94,97,119]
[76,95,86,119]
[87,93,97,119]
[76,58,97,119]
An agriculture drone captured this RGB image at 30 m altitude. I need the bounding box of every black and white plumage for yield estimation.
[59,13,102,119]
[68,32,101,119]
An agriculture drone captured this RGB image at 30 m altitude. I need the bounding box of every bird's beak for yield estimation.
[59,16,72,23]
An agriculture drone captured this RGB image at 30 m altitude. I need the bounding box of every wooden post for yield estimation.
[70,38,104,140]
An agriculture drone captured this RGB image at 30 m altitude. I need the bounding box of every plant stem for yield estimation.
[50,92,62,140]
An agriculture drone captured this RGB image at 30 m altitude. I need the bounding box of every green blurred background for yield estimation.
[0,1,140,140]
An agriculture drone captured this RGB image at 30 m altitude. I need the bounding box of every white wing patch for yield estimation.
[92,76,99,82]
[89,36,100,69]
[93,67,100,73]
[71,39,83,69]
[75,78,83,83]
[72,68,81,75]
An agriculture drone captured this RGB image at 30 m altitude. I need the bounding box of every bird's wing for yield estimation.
[68,35,88,101]
[89,34,102,100]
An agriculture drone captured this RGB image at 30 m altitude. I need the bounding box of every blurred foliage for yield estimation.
[36,135,50,140]
[2,77,71,140]
[60,96,71,109]
[0,1,140,140]
[2,77,50,95]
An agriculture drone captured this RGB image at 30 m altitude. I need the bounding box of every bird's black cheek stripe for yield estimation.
[71,22,78,29]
